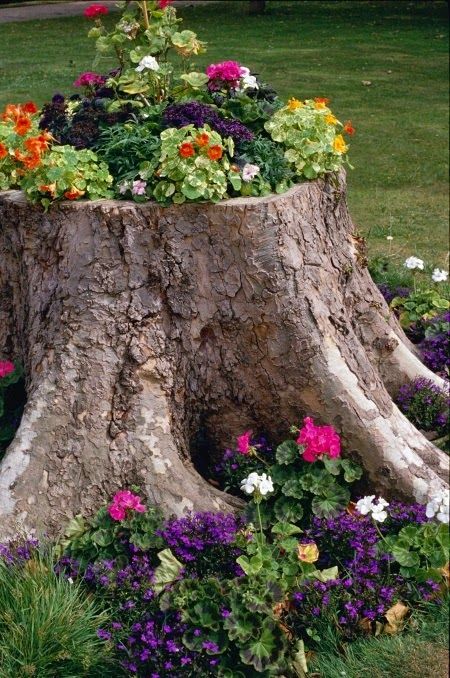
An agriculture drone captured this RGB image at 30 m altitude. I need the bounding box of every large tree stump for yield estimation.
[0,172,448,538]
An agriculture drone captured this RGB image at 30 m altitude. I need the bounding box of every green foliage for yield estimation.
[20,145,113,208]
[58,503,164,567]
[95,113,163,183]
[368,255,414,289]
[238,136,294,193]
[0,549,119,677]
[265,99,351,180]
[153,124,234,203]
[390,289,449,328]
[382,522,449,581]
[218,88,283,135]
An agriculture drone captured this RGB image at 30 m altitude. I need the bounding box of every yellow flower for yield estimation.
[297,542,319,564]
[325,113,338,125]
[314,101,327,110]
[333,134,348,154]
[287,97,303,111]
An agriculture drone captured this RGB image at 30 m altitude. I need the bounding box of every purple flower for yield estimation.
[163,101,254,146]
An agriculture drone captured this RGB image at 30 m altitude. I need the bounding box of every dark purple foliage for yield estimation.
[163,101,254,145]
[158,511,243,578]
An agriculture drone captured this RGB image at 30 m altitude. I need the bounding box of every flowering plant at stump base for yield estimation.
[0,360,25,462]
[19,145,113,208]
[265,98,353,179]
[420,311,450,376]
[153,125,235,203]
[396,378,449,449]
[390,288,450,329]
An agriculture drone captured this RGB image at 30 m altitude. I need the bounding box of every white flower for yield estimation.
[242,163,260,182]
[67,577,74,585]
[240,471,273,496]
[431,268,448,283]
[404,256,424,270]
[355,495,376,515]
[239,66,250,77]
[386,235,393,241]
[355,495,389,522]
[426,490,449,524]
[241,74,259,90]
[136,56,160,72]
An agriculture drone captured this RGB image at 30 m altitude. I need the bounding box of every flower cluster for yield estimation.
[426,489,449,524]
[0,360,14,379]
[73,71,107,89]
[404,256,424,271]
[296,416,341,462]
[420,311,450,376]
[163,101,254,146]
[240,471,274,497]
[355,495,390,522]
[396,377,449,439]
[83,3,109,19]
[0,536,39,566]
[108,490,146,521]
[206,60,254,91]
[158,511,243,577]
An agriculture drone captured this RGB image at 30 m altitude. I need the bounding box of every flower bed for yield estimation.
[0,0,354,209]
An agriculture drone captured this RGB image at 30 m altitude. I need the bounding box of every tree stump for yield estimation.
[0,171,448,537]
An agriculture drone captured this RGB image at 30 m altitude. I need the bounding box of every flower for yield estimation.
[431,268,448,283]
[22,101,38,114]
[73,71,106,88]
[404,256,424,270]
[108,490,146,521]
[242,163,260,182]
[136,56,160,73]
[206,61,243,89]
[355,496,390,522]
[296,417,341,462]
[287,97,303,111]
[0,143,7,159]
[207,145,223,161]
[195,132,210,147]
[64,187,85,200]
[425,490,449,524]
[158,0,174,8]
[237,430,252,455]
[179,142,195,158]
[315,97,330,105]
[240,472,274,496]
[343,120,355,135]
[0,360,14,378]
[14,116,32,136]
[297,542,319,563]
[325,113,338,125]
[239,68,259,90]
[83,4,108,19]
[39,183,57,198]
[132,180,147,196]
[333,134,348,154]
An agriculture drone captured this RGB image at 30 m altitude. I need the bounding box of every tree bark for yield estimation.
[0,171,448,538]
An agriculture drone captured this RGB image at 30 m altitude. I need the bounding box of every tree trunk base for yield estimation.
[0,173,447,537]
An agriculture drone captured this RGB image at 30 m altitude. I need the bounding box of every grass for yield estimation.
[0,0,448,266]
[311,598,450,678]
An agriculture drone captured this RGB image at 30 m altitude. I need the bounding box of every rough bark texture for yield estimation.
[0,172,448,538]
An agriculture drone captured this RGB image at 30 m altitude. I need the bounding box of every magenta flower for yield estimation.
[84,3,109,19]
[206,60,243,90]
[236,430,252,455]
[296,417,341,462]
[0,360,14,379]
[108,490,146,521]
[73,72,106,88]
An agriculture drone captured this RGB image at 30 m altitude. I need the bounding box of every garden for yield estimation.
[0,1,448,676]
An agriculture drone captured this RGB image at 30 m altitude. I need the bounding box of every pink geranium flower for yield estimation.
[0,360,14,379]
[237,430,252,455]
[108,490,146,521]
[206,61,243,90]
[158,0,174,8]
[73,72,106,88]
[84,4,109,19]
[296,417,341,462]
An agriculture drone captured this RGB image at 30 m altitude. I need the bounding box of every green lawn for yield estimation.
[0,1,448,264]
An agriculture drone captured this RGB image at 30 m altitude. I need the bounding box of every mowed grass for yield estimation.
[0,1,448,263]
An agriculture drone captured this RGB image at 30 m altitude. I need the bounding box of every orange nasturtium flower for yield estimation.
[195,132,210,147]
[207,145,223,161]
[64,187,85,200]
[315,97,330,105]
[14,116,32,136]
[179,141,195,158]
[333,134,348,154]
[287,97,303,111]
[22,101,38,115]
[39,183,57,198]
[0,143,8,159]
[325,113,338,125]
[343,120,355,135]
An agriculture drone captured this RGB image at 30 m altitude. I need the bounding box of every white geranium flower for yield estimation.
[431,268,448,283]
[136,56,160,72]
[240,471,273,497]
[241,74,259,90]
[258,473,274,496]
[426,490,449,524]
[239,66,250,77]
[371,498,389,522]
[355,495,376,515]
[404,256,424,270]
[240,472,260,495]
[242,163,260,182]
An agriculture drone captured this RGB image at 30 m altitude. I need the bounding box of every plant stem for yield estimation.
[256,501,264,542]
[141,1,150,30]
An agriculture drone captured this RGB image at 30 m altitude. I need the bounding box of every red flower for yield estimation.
[158,0,174,7]
[22,101,38,115]
[343,120,355,135]
[314,97,330,105]
[83,3,109,19]
[0,143,7,159]
[207,145,223,161]
[14,116,32,136]
[179,142,195,158]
